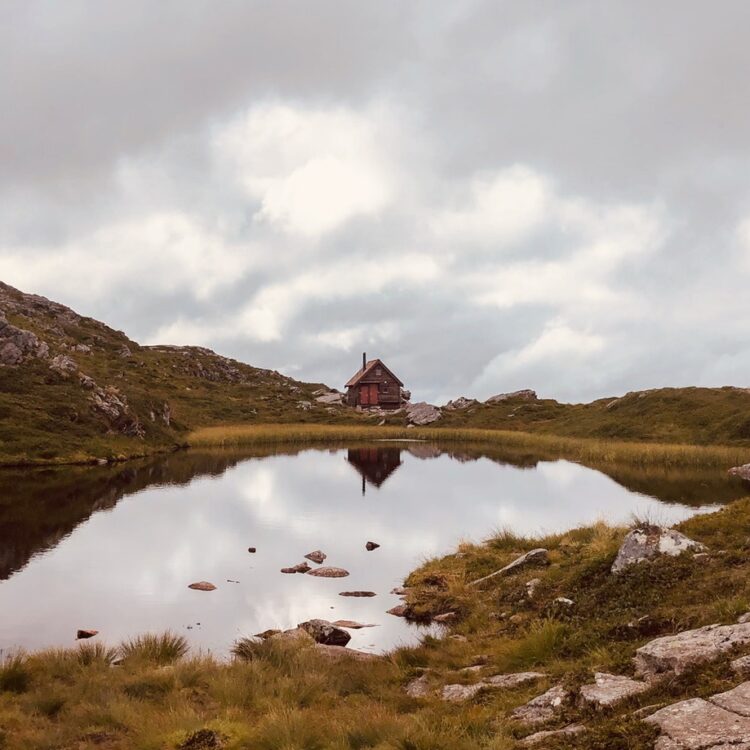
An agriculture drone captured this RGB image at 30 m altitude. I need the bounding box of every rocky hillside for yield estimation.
[0,282,357,464]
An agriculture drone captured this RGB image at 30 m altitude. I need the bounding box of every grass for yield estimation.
[187,423,750,468]
[5,498,750,748]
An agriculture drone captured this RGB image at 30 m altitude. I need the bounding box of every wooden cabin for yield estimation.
[347,446,402,494]
[345,353,404,409]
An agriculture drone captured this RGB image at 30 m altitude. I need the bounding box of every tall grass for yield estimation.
[187,423,750,468]
[119,632,189,665]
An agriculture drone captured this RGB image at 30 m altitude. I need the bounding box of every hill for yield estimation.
[0,282,360,465]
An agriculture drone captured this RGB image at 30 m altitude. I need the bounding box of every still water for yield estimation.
[0,443,743,656]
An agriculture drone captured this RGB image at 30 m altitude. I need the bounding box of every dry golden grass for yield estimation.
[188,423,750,468]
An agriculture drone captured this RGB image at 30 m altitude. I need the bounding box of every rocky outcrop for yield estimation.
[580,672,649,708]
[49,354,78,377]
[443,397,478,411]
[511,685,568,725]
[486,389,537,403]
[729,464,750,482]
[469,549,549,587]
[644,685,750,749]
[90,384,145,438]
[441,673,545,703]
[298,619,351,647]
[0,311,49,365]
[315,392,343,405]
[611,526,706,573]
[405,402,441,425]
[635,622,750,677]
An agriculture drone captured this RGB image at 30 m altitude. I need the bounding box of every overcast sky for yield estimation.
[2,1,750,404]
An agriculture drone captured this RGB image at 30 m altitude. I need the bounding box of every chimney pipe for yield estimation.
[362,352,366,371]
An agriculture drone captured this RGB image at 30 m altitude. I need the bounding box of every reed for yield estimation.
[187,423,750,468]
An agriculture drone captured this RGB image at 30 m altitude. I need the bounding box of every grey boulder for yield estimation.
[611,526,706,574]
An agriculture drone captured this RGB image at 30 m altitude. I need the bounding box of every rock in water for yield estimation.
[469,549,549,586]
[339,591,376,597]
[387,604,409,617]
[365,541,380,551]
[280,562,311,574]
[729,463,750,481]
[611,526,706,573]
[307,566,349,578]
[298,619,351,646]
[247,547,256,553]
[76,629,98,639]
[331,620,377,629]
[188,581,216,591]
[635,622,750,677]
[304,550,326,564]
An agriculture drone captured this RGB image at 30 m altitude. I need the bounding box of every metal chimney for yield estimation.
[362,352,367,371]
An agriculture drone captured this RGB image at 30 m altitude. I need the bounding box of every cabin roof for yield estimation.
[345,358,404,388]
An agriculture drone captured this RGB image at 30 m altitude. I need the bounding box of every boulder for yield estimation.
[339,591,376,597]
[270,628,315,645]
[365,541,380,551]
[49,354,78,377]
[405,402,441,425]
[441,683,486,702]
[469,549,549,586]
[580,672,649,708]
[486,389,537,403]
[644,694,750,749]
[315,392,343,405]
[443,397,478,411]
[511,685,568,726]
[188,581,216,591]
[400,388,411,402]
[520,725,585,746]
[611,526,706,573]
[76,629,99,640]
[635,622,750,677]
[307,566,349,578]
[298,619,351,647]
[732,655,750,675]
[304,550,326,564]
[729,464,750,482]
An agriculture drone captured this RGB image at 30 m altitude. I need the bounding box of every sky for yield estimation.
[2,0,750,404]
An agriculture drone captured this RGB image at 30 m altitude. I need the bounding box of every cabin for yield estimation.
[347,446,402,495]
[345,353,404,409]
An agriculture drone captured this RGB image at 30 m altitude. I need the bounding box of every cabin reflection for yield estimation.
[346,447,403,495]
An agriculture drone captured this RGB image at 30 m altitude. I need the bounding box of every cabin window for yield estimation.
[376,367,382,376]
[381,381,389,392]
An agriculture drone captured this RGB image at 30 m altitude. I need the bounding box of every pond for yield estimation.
[0,442,744,656]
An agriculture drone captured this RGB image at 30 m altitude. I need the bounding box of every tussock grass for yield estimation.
[188,423,750,468]
[0,652,29,693]
[119,631,189,665]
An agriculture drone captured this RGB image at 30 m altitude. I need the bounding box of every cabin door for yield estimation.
[369,384,379,405]
[359,384,370,405]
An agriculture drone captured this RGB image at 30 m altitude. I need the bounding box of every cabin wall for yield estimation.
[347,366,403,409]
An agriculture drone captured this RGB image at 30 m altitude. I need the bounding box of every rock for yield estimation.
[442,683,486,702]
[554,597,574,607]
[331,620,377,629]
[739,613,750,624]
[254,629,281,640]
[525,578,541,599]
[248,547,256,553]
[635,622,750,677]
[511,685,568,726]
[405,401,442,425]
[485,672,545,688]
[339,591,376,597]
[729,464,750,481]
[405,673,433,698]
[365,541,380,551]
[611,526,706,573]
[519,725,586,746]
[296,400,312,410]
[469,549,549,586]
[400,388,411,402]
[49,354,78,377]
[304,550,326,564]
[644,694,750,749]
[315,392,343,405]
[281,562,311,574]
[433,612,457,623]
[486,389,537,403]
[307,566,349,578]
[74,343,91,353]
[443,397,478,411]
[298,619,351,646]
[270,628,315,645]
[76,629,99,640]
[711,681,750,717]
[580,672,649,708]
[732,656,750,675]
[314,644,380,662]
[188,581,216,591]
[387,604,409,617]
[119,345,132,358]
[0,312,50,365]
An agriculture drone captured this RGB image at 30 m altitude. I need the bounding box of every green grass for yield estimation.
[5,499,750,748]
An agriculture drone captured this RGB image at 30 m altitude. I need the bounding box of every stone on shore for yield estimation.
[511,685,568,725]
[635,622,750,677]
[580,672,649,708]
[611,526,706,573]
[469,549,549,586]
[304,550,326,564]
[387,604,409,617]
[307,566,349,578]
[298,619,351,646]
[188,581,216,591]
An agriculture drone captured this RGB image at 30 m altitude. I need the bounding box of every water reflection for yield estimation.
[0,443,745,656]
